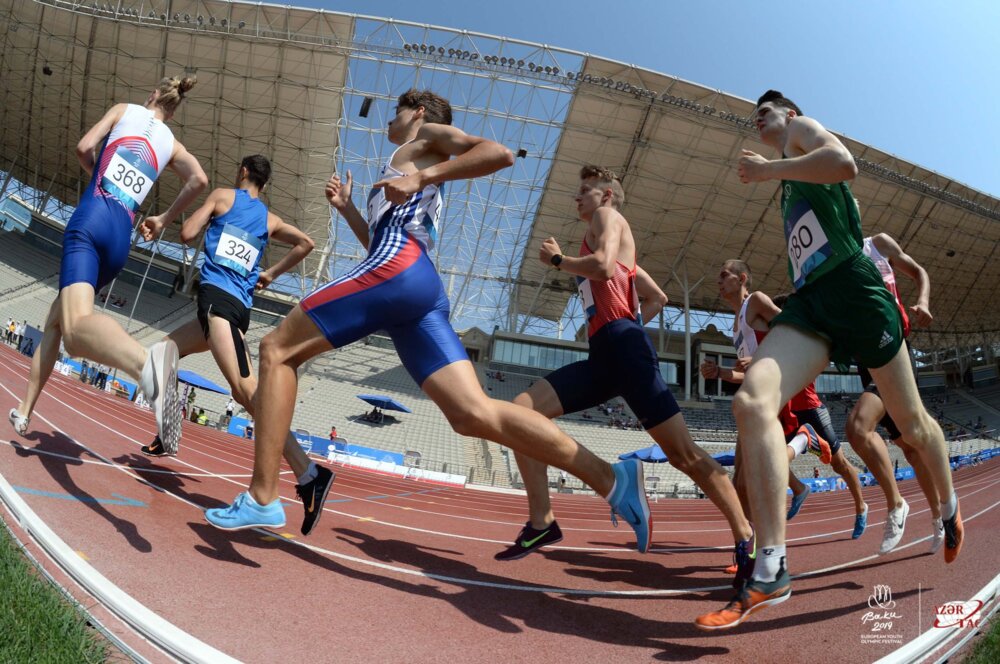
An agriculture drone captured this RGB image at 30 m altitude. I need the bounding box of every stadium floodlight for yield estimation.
[238,20,246,28]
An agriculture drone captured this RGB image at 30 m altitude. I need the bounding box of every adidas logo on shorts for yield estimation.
[878,330,894,349]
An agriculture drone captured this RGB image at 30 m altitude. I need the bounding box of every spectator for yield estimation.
[813,467,820,479]
[196,408,208,426]
[225,397,236,419]
[187,387,197,410]
[245,420,254,440]
[329,425,338,440]
[559,470,568,489]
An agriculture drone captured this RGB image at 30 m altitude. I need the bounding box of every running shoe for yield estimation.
[852,503,869,540]
[732,529,756,589]
[786,485,810,521]
[205,492,286,531]
[695,560,791,631]
[799,423,832,464]
[296,465,336,536]
[929,517,945,554]
[879,499,909,555]
[495,520,564,561]
[943,499,963,564]
[141,435,171,457]
[8,408,28,436]
[606,459,653,553]
[140,340,181,455]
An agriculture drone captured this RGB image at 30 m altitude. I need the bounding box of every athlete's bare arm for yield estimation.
[140,143,208,239]
[746,291,781,329]
[635,266,668,324]
[325,171,369,250]
[173,188,230,244]
[257,214,316,290]
[871,232,933,327]
[76,104,128,175]
[374,123,514,205]
[539,208,627,281]
[738,115,857,185]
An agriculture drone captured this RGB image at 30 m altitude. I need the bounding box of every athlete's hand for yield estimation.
[372,173,423,205]
[737,149,774,184]
[734,357,752,372]
[255,269,274,290]
[140,215,166,241]
[539,237,562,266]
[910,303,933,328]
[325,171,353,210]
[699,359,720,379]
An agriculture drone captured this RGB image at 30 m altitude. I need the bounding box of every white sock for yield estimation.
[753,544,786,583]
[941,492,957,520]
[787,433,808,457]
[297,463,318,485]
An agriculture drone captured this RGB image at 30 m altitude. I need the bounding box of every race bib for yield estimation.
[785,200,833,289]
[101,147,157,210]
[214,224,262,277]
[576,276,596,319]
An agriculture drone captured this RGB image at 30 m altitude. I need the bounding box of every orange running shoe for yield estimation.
[943,499,963,564]
[724,564,738,574]
[799,423,832,464]
[696,562,791,631]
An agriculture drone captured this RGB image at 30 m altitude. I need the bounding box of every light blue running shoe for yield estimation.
[606,459,653,553]
[852,503,869,539]
[786,485,810,521]
[205,492,286,531]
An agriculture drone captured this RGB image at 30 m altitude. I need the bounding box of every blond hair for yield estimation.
[580,164,625,209]
[154,74,197,115]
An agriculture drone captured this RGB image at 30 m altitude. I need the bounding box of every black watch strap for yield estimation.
[550,254,563,268]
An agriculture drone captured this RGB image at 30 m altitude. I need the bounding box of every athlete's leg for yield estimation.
[510,379,564,529]
[831,451,865,514]
[421,361,615,496]
[846,391,903,511]
[895,437,941,519]
[732,325,829,566]
[203,315,311,478]
[868,344,953,505]
[732,439,752,519]
[167,319,211,358]
[649,414,752,541]
[16,297,64,420]
[247,306,333,505]
[59,283,147,380]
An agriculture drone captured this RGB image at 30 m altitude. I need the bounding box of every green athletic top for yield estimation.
[780,179,863,289]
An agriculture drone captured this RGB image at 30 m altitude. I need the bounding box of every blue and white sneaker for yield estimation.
[606,459,653,553]
[205,492,286,531]
[852,503,869,539]
[786,485,810,521]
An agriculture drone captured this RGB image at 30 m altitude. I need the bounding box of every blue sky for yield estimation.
[298,0,1000,198]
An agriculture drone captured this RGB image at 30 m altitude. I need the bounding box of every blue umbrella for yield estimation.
[618,444,668,463]
[357,394,412,413]
[712,452,736,467]
[177,369,230,395]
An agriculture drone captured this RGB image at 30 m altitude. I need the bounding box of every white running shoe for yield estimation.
[8,408,29,435]
[140,340,181,455]
[878,499,909,555]
[929,517,945,554]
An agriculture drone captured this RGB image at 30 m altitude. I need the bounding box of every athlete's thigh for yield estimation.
[867,342,926,432]
[170,319,211,357]
[206,315,255,393]
[516,378,565,420]
[849,390,886,432]
[59,282,96,326]
[741,324,830,411]
[262,304,334,367]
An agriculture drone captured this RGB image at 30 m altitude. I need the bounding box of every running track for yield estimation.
[0,343,997,663]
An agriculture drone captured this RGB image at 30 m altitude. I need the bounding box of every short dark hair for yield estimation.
[579,164,625,208]
[723,259,752,287]
[240,154,271,188]
[398,89,452,125]
[756,90,803,116]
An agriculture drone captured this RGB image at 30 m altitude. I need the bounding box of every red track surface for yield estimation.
[1,342,998,663]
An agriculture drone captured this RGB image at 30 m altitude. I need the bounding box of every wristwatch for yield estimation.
[550,254,563,269]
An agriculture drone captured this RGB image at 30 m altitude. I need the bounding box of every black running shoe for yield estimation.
[296,465,335,536]
[141,435,171,457]
[494,520,563,561]
[733,528,756,589]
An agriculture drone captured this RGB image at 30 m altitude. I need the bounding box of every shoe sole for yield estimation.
[151,342,181,455]
[944,506,963,564]
[878,501,909,555]
[301,470,337,536]
[141,448,173,458]
[694,589,792,631]
[205,518,287,531]
[629,459,653,553]
[494,535,565,561]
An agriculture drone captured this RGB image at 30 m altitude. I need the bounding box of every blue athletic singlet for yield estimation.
[60,104,175,290]
[200,190,269,308]
[300,143,466,385]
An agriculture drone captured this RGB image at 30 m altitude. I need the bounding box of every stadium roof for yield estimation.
[2,0,999,351]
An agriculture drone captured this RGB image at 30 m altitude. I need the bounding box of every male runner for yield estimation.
[139,155,333,535]
[846,232,944,553]
[696,90,961,631]
[9,76,208,453]
[203,91,651,549]
[495,166,755,587]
